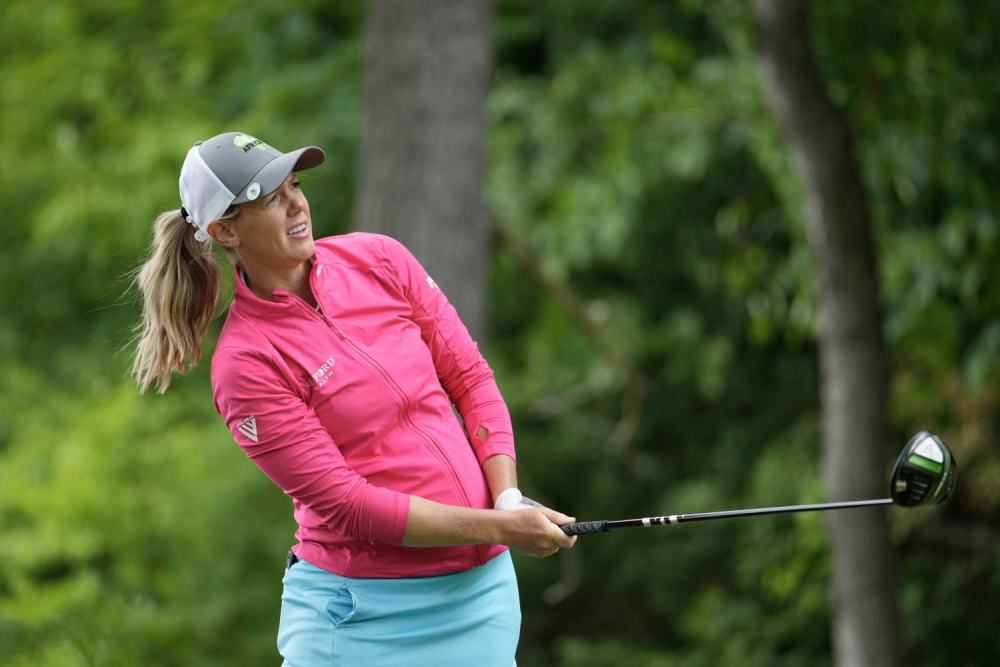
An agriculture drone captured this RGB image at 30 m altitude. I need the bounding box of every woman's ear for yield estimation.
[208,220,239,249]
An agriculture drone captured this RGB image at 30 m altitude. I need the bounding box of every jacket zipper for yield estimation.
[299,284,485,567]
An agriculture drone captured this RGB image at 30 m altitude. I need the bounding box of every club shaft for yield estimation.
[562,498,893,535]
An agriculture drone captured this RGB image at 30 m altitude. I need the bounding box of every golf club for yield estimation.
[561,431,957,536]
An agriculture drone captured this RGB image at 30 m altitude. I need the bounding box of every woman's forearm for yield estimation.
[402,495,504,547]
[482,454,518,504]
[401,495,578,558]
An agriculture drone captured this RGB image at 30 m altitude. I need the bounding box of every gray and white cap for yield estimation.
[179,132,325,241]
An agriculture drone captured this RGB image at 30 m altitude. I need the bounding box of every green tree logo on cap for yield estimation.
[233,134,267,152]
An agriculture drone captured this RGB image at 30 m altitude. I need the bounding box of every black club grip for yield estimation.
[561,521,608,535]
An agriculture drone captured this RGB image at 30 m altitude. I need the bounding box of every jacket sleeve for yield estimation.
[211,346,410,545]
[374,233,517,465]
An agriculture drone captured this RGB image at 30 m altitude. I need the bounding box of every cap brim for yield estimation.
[232,146,326,204]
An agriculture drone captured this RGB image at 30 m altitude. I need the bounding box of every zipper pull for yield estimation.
[316,309,343,338]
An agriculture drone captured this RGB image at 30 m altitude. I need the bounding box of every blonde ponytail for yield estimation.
[129,209,222,394]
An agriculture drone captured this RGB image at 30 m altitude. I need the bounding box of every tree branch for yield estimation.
[493,218,648,463]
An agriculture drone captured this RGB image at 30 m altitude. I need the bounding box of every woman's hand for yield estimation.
[497,506,577,558]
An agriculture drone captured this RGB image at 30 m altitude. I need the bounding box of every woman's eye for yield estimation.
[265,181,298,207]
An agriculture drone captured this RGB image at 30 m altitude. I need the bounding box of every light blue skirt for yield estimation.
[277,550,520,666]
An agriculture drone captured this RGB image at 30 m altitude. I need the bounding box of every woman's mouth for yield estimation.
[287,223,308,237]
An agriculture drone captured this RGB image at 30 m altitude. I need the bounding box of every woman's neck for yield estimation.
[241,260,317,308]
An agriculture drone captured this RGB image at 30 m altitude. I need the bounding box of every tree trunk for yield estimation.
[749,2,900,666]
[354,0,493,341]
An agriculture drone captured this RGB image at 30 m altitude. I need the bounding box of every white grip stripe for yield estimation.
[639,516,680,527]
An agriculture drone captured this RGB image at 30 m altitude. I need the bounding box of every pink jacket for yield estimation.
[211,233,514,577]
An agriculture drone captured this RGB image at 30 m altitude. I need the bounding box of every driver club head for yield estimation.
[890,431,957,508]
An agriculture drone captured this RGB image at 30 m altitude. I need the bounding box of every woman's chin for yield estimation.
[294,239,316,262]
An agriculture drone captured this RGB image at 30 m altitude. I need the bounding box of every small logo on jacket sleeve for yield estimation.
[237,415,259,443]
[426,276,439,290]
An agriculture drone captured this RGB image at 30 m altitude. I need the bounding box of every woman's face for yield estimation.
[213,173,315,272]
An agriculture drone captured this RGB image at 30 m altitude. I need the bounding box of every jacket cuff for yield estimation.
[363,485,411,545]
[466,420,516,465]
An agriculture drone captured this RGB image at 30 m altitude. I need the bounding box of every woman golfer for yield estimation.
[130,132,576,666]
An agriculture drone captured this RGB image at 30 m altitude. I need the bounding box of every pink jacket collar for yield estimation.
[230,253,324,321]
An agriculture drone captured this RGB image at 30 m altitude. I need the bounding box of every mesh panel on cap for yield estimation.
[179,146,236,232]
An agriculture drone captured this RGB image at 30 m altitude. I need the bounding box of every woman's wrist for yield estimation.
[484,508,511,545]
[482,454,518,504]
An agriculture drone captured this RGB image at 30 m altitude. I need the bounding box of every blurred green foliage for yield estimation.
[2,0,998,665]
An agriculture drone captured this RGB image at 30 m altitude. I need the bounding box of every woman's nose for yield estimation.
[288,187,306,212]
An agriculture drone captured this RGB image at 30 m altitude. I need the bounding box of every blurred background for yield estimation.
[1,1,998,665]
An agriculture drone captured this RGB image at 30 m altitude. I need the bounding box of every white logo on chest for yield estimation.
[311,356,336,389]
